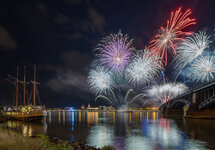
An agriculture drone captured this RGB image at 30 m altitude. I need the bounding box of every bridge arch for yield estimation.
[169,99,191,110]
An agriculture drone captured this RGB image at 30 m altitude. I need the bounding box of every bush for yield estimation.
[101,145,115,150]
[39,134,73,150]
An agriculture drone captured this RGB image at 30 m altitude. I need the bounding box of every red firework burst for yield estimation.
[148,7,196,66]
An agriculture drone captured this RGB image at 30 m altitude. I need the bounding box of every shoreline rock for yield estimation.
[50,137,99,150]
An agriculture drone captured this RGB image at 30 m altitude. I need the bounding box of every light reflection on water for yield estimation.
[3,111,215,150]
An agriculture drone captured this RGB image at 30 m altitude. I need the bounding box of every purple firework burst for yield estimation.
[96,30,135,71]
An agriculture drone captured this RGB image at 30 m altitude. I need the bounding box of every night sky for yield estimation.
[0,0,215,108]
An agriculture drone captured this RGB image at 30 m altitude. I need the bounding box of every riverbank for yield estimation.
[0,125,115,150]
[185,109,215,119]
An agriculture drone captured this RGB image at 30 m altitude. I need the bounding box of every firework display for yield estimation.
[189,56,215,82]
[88,6,215,107]
[148,83,188,104]
[95,31,134,71]
[95,88,145,107]
[88,66,113,95]
[148,7,196,66]
[174,31,211,70]
[126,50,163,86]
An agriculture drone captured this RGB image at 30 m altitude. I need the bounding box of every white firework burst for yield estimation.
[174,31,211,70]
[190,56,215,82]
[148,82,188,104]
[88,66,113,95]
[125,50,163,86]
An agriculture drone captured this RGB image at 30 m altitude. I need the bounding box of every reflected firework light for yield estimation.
[87,125,113,148]
[95,30,135,71]
[148,7,196,66]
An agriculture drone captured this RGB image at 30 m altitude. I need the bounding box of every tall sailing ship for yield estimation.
[1,65,47,121]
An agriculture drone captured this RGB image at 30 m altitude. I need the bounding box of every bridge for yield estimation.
[159,80,215,118]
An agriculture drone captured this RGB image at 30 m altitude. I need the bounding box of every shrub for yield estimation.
[101,145,115,150]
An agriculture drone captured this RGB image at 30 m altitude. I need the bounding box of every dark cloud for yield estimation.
[64,0,82,5]
[67,33,83,41]
[52,2,105,45]
[36,2,48,13]
[47,70,89,95]
[60,51,91,71]
[54,13,72,25]
[0,25,18,50]
[52,1,105,34]
[46,51,91,98]
[87,6,105,33]
[74,5,105,34]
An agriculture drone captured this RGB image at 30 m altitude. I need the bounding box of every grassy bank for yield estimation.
[0,126,42,150]
[0,125,115,150]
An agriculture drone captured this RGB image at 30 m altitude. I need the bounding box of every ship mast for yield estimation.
[15,66,19,110]
[31,64,39,106]
[23,65,26,106]
[33,64,36,106]
[7,65,30,109]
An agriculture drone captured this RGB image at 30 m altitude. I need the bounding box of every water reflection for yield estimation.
[3,111,214,150]
[87,112,98,125]
[6,120,47,137]
[87,125,113,147]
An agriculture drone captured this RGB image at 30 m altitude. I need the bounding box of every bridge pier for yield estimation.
[159,103,185,116]
[185,109,215,119]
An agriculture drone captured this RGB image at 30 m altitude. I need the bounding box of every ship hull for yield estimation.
[1,110,47,121]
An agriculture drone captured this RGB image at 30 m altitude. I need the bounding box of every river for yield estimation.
[1,111,215,150]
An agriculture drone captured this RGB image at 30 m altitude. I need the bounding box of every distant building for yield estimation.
[64,107,73,111]
[87,107,99,110]
[88,103,91,108]
[81,104,85,109]
[143,107,158,111]
[104,106,115,111]
[99,106,105,110]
